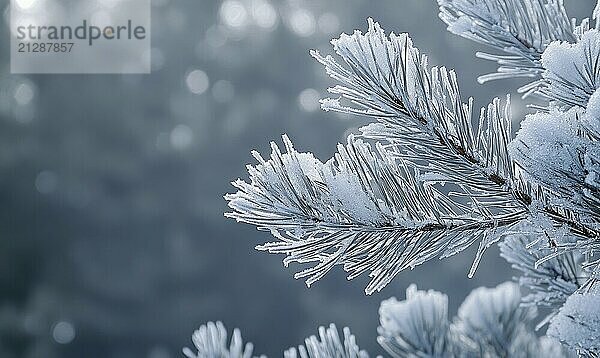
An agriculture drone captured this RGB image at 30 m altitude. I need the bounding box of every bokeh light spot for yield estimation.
[251,0,277,29]
[220,0,248,29]
[15,0,37,10]
[185,70,209,95]
[52,321,75,344]
[14,82,35,106]
[35,171,58,194]
[288,8,315,37]
[298,88,320,112]
[170,124,194,150]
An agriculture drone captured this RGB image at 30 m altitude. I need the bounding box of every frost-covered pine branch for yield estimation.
[187,283,566,358]
[219,0,600,354]
[227,19,541,294]
[377,285,454,357]
[378,282,566,357]
[227,16,600,295]
[183,321,264,358]
[184,322,373,358]
[438,0,600,107]
[499,231,584,327]
[310,20,519,203]
[284,325,373,358]
[438,0,576,96]
[226,131,526,294]
[453,282,541,356]
[509,87,600,274]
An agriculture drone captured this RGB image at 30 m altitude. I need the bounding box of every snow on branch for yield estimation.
[438,0,575,95]
[540,30,600,109]
[508,86,600,289]
[226,135,524,294]
[183,321,264,358]
[509,108,587,203]
[548,283,600,356]
[284,325,372,358]
[509,104,600,228]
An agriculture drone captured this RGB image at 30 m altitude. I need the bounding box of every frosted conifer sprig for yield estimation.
[183,321,264,358]
[509,108,585,202]
[377,285,453,357]
[186,283,566,358]
[455,282,537,356]
[284,325,372,358]
[226,20,531,293]
[227,18,600,294]
[499,233,583,326]
[311,19,520,202]
[226,134,523,294]
[184,323,372,358]
[438,0,575,96]
[377,282,566,357]
[218,1,600,353]
[509,82,600,268]
[309,18,585,272]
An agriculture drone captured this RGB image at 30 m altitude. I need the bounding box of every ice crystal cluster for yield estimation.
[190,0,600,356]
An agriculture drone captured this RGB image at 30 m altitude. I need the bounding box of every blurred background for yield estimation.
[0,0,595,357]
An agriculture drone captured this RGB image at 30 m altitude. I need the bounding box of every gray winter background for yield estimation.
[0,0,595,357]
